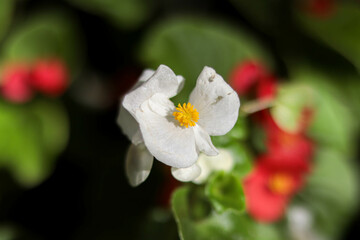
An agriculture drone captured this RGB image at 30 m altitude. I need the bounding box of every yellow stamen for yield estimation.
[268,173,294,195]
[173,102,199,128]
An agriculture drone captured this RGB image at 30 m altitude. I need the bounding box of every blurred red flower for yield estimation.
[256,75,277,100]
[263,113,313,172]
[244,157,307,222]
[30,59,69,96]
[229,61,266,95]
[230,61,277,100]
[245,107,314,222]
[0,64,32,103]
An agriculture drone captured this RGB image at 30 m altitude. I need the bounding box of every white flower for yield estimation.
[117,65,240,186]
[171,148,234,183]
[194,148,234,184]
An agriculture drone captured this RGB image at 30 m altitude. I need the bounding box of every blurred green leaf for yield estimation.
[0,226,16,240]
[172,185,282,240]
[172,186,252,240]
[252,223,282,240]
[342,75,360,123]
[30,99,69,157]
[139,17,272,103]
[271,83,315,133]
[297,3,360,72]
[300,147,359,239]
[229,0,285,34]
[137,208,179,240]
[0,99,68,187]
[205,171,246,213]
[288,66,357,154]
[0,0,13,41]
[227,143,253,178]
[69,0,153,29]
[0,11,83,75]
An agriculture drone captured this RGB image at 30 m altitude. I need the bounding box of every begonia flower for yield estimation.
[229,61,266,96]
[30,59,69,96]
[255,109,314,171]
[0,64,32,103]
[244,156,307,222]
[256,75,277,100]
[118,65,240,186]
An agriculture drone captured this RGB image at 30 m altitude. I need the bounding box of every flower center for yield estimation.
[173,102,199,128]
[268,173,294,195]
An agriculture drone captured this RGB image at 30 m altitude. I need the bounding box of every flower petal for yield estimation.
[193,125,219,156]
[117,105,143,144]
[189,66,240,136]
[176,75,185,93]
[125,143,154,187]
[138,69,155,83]
[123,65,183,118]
[171,163,201,182]
[193,148,234,184]
[136,95,198,168]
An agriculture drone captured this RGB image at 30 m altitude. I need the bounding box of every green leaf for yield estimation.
[0,11,83,75]
[271,83,315,133]
[0,0,13,41]
[300,147,359,238]
[227,143,253,178]
[297,3,360,72]
[205,171,246,213]
[229,0,285,34]
[252,223,282,240]
[172,186,254,240]
[342,75,360,123]
[0,99,68,187]
[288,66,357,154]
[30,99,69,157]
[68,0,153,29]
[0,225,16,240]
[139,17,272,103]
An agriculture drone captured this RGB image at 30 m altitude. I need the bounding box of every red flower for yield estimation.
[256,75,277,100]
[0,64,32,103]
[244,157,306,222]
[229,61,266,95]
[30,59,69,96]
[266,124,313,171]
[230,61,277,101]
[254,109,314,172]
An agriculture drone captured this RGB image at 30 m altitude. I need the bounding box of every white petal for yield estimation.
[136,96,198,168]
[147,93,175,117]
[207,148,234,171]
[138,69,155,83]
[193,125,218,156]
[193,148,234,184]
[176,75,185,93]
[117,104,143,144]
[189,66,240,136]
[125,143,154,187]
[171,164,201,182]
[123,65,183,118]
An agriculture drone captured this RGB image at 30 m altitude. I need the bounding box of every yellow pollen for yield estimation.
[173,102,199,128]
[268,173,294,195]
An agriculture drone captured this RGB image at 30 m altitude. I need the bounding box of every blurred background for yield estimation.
[0,0,360,239]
